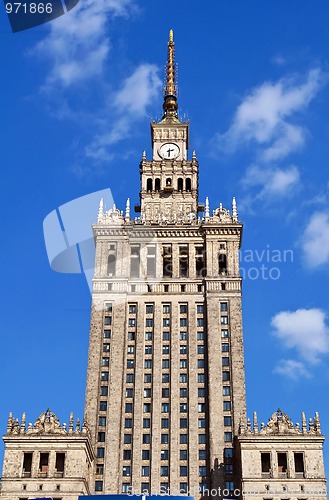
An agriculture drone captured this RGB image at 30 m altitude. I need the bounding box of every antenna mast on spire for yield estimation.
[162,29,179,120]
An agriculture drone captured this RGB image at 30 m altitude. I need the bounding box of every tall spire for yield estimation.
[162,29,179,120]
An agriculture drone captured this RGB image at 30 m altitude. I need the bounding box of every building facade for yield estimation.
[0,31,327,500]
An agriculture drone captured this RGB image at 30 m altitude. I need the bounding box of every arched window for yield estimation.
[146,178,153,192]
[155,178,161,191]
[218,254,227,275]
[177,178,183,191]
[166,178,172,186]
[108,254,116,276]
[186,178,191,192]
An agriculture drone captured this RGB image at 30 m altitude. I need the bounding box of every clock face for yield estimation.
[159,143,180,160]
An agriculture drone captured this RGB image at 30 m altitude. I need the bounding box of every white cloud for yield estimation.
[242,164,300,200]
[214,68,324,161]
[274,359,311,380]
[35,0,134,88]
[301,211,329,267]
[272,308,329,363]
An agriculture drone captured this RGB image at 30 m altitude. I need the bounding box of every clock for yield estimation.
[159,143,180,160]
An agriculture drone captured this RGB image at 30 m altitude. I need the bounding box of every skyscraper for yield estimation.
[0,30,327,500]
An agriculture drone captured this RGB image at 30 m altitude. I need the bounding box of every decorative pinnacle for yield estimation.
[163,29,178,119]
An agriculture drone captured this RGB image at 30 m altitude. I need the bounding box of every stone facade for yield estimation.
[0,410,94,499]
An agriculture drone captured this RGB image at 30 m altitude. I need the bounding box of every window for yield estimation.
[179,245,189,277]
[163,318,170,327]
[102,357,109,367]
[97,447,105,458]
[180,345,188,354]
[144,374,152,383]
[124,419,133,429]
[180,434,188,444]
[162,388,170,397]
[163,245,172,277]
[130,245,140,278]
[221,329,229,338]
[197,304,204,314]
[226,481,234,492]
[198,388,206,397]
[186,178,191,191]
[222,357,230,366]
[95,480,103,492]
[105,302,113,313]
[146,304,154,314]
[98,432,105,442]
[103,344,111,353]
[223,386,231,396]
[224,416,232,426]
[124,435,132,444]
[99,416,107,426]
[278,452,288,474]
[180,449,188,460]
[198,418,206,428]
[129,304,136,314]
[22,452,32,476]
[162,403,170,413]
[180,483,188,493]
[218,253,227,274]
[144,360,152,369]
[198,403,206,413]
[163,332,170,340]
[147,246,156,277]
[142,466,150,476]
[161,466,169,476]
[224,448,233,459]
[145,345,153,354]
[141,483,149,493]
[145,318,153,327]
[123,466,131,477]
[161,449,169,460]
[96,463,104,475]
[143,418,151,428]
[224,432,232,442]
[128,318,136,328]
[199,450,207,460]
[125,403,133,413]
[199,466,207,477]
[104,330,111,339]
[100,386,108,396]
[294,452,305,477]
[145,332,152,340]
[223,401,231,411]
[180,418,188,428]
[160,483,169,494]
[222,343,229,352]
[225,464,233,474]
[180,304,188,314]
[101,372,109,381]
[99,401,107,411]
[123,450,131,461]
[161,418,169,428]
[177,177,184,191]
[163,304,170,313]
[162,345,170,355]
[162,373,170,383]
[143,434,151,444]
[198,359,205,369]
[143,403,151,413]
[144,388,151,398]
[142,450,150,460]
[221,316,229,324]
[220,302,228,311]
[180,373,188,383]
[198,374,205,383]
[155,178,161,191]
[180,403,188,412]
[180,466,188,476]
[162,359,170,369]
[180,359,187,369]
[180,331,188,340]
[197,318,204,327]
[122,483,131,493]
[128,332,135,341]
[161,434,169,444]
[199,434,207,444]
[180,318,187,327]
[197,332,205,340]
[127,360,134,369]
[222,371,230,381]
[180,388,188,397]
[197,345,205,354]
[104,316,112,325]
[125,388,133,397]
[261,453,271,474]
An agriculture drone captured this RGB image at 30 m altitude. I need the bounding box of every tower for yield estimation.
[84,30,246,496]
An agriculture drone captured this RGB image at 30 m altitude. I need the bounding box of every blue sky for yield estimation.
[1,0,329,475]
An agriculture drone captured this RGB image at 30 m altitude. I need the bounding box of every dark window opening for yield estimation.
[39,453,49,477]
[163,245,172,278]
[22,452,32,477]
[261,453,271,475]
[195,246,206,277]
[186,178,191,192]
[278,452,288,476]
[147,178,153,192]
[166,178,172,186]
[294,453,305,477]
[218,254,227,275]
[179,245,189,277]
[55,453,65,477]
[147,246,156,278]
[178,178,183,191]
[107,254,116,276]
[155,178,161,191]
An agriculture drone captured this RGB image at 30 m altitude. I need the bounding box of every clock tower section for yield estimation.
[139,30,200,225]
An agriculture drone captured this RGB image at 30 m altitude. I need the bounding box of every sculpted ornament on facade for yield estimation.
[6,409,89,436]
[239,409,322,436]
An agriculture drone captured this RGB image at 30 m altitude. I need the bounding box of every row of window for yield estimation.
[145,177,192,192]
[121,465,208,477]
[126,302,227,316]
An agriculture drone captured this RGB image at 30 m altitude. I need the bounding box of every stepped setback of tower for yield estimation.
[0,30,327,500]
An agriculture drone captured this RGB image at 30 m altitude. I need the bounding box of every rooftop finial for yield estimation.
[162,29,179,121]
